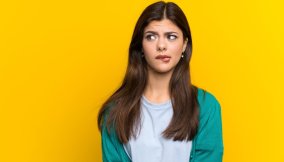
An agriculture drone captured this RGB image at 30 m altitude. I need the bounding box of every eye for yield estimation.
[168,35,177,40]
[145,34,156,41]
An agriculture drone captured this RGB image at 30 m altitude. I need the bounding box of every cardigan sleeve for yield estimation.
[101,120,122,162]
[100,105,131,162]
[192,91,224,162]
[100,103,123,162]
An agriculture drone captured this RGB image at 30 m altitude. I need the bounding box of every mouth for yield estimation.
[155,55,171,62]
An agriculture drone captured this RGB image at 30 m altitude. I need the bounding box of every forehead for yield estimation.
[144,19,182,33]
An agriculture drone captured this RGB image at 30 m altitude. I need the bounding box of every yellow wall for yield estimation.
[1,0,283,161]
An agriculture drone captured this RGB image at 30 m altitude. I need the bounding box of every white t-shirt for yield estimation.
[123,95,192,162]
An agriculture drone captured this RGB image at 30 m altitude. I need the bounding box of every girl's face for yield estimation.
[142,19,187,74]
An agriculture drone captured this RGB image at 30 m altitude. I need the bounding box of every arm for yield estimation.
[101,121,122,162]
[100,107,131,162]
[192,93,224,162]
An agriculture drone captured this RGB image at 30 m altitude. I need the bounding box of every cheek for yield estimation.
[169,43,184,55]
[142,42,155,56]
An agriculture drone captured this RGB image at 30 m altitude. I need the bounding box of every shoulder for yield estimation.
[193,87,223,151]
[102,101,116,118]
[196,87,222,121]
[99,101,117,131]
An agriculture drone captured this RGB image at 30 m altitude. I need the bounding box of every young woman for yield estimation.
[98,1,223,162]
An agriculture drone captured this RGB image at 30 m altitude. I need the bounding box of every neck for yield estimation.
[143,68,173,103]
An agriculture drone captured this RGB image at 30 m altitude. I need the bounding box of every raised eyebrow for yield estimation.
[164,32,179,35]
[144,31,179,35]
[144,31,158,35]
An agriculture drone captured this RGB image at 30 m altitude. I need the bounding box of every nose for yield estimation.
[156,38,167,52]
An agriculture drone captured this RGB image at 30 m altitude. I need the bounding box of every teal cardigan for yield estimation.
[100,88,224,162]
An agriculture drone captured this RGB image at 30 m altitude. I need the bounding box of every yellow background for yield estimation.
[1,0,283,161]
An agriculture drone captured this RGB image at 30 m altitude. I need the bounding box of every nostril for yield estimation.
[157,47,166,52]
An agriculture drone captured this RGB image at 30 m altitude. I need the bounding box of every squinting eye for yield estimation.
[145,35,156,41]
[168,35,177,40]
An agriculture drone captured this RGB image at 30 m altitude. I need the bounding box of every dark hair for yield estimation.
[98,1,199,142]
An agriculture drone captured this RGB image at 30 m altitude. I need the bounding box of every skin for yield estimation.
[142,18,188,103]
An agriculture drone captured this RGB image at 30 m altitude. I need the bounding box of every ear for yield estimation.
[182,38,188,52]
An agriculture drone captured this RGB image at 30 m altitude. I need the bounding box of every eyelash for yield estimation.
[145,34,178,41]
[145,35,156,40]
[168,35,177,40]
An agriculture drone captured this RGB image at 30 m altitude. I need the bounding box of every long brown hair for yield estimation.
[98,1,199,143]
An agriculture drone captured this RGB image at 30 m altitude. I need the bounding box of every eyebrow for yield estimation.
[144,31,178,35]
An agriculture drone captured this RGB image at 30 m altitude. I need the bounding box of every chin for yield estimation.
[153,68,174,74]
[147,64,176,74]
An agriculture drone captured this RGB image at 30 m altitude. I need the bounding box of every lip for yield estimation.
[155,55,171,59]
[155,54,171,63]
